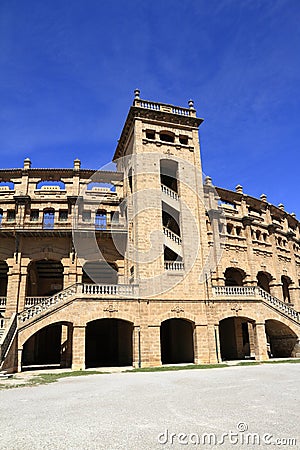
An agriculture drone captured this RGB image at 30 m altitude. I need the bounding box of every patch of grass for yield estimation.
[128,363,228,373]
[236,361,261,366]
[262,359,300,365]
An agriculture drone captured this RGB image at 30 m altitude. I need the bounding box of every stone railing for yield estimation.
[135,99,195,117]
[161,184,179,201]
[19,283,139,324]
[0,297,7,306]
[163,227,182,245]
[25,297,49,307]
[212,286,300,323]
[19,284,79,323]
[81,284,139,296]
[0,313,17,362]
[164,261,185,271]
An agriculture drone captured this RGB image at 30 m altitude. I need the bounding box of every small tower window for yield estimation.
[160,131,175,143]
[146,130,155,140]
[179,135,188,145]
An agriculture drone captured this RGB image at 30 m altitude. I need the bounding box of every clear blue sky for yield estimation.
[1,0,299,216]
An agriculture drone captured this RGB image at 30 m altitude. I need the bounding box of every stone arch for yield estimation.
[85,318,133,368]
[281,275,292,303]
[21,321,73,370]
[219,315,256,361]
[265,319,298,358]
[224,267,246,286]
[257,271,273,293]
[82,260,118,284]
[160,317,195,364]
[26,259,64,297]
[160,158,178,192]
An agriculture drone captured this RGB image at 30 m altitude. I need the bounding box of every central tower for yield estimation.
[113,90,209,299]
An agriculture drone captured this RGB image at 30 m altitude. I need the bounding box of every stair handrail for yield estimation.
[0,313,17,362]
[18,283,79,323]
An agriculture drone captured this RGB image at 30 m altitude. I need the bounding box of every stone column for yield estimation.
[194,324,210,364]
[72,325,86,370]
[206,324,219,364]
[145,325,161,367]
[17,265,29,312]
[132,325,141,368]
[248,322,256,358]
[254,322,268,361]
[269,282,283,300]
[61,324,73,368]
[17,348,23,372]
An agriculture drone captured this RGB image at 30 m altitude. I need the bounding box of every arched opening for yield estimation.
[85,319,133,368]
[265,320,298,358]
[281,275,291,303]
[257,271,272,293]
[219,316,255,360]
[162,203,180,236]
[160,159,178,193]
[43,208,55,229]
[224,268,246,286]
[0,261,8,297]
[26,260,64,297]
[82,261,118,284]
[22,322,72,370]
[160,318,194,364]
[160,130,175,143]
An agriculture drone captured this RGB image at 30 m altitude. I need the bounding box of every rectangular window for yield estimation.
[95,210,106,230]
[82,211,91,222]
[0,209,3,226]
[7,210,16,222]
[59,210,68,221]
[111,211,119,224]
[30,210,39,221]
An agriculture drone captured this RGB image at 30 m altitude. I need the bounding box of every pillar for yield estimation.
[194,324,210,364]
[254,322,269,361]
[145,325,161,367]
[72,325,86,370]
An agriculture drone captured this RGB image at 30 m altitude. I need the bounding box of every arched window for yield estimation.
[160,131,175,143]
[281,275,291,303]
[224,268,246,286]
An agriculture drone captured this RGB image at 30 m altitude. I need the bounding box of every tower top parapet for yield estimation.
[132,89,197,118]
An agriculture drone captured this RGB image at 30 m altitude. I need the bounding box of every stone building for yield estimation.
[0,90,299,372]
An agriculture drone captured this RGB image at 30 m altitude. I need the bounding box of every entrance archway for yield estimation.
[26,260,64,297]
[224,268,246,286]
[160,318,194,364]
[85,319,133,368]
[265,320,298,357]
[22,322,72,370]
[219,316,255,360]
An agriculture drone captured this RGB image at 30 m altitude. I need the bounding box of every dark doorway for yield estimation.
[160,318,194,364]
[219,317,253,360]
[22,323,72,369]
[85,319,133,368]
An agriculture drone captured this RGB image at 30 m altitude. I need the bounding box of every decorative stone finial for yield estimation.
[23,158,31,170]
[260,194,267,202]
[278,203,285,211]
[291,212,296,218]
[134,89,140,100]
[235,184,243,194]
[205,176,212,186]
[74,158,81,170]
[188,99,195,109]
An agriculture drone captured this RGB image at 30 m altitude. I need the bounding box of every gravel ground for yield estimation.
[0,364,299,449]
